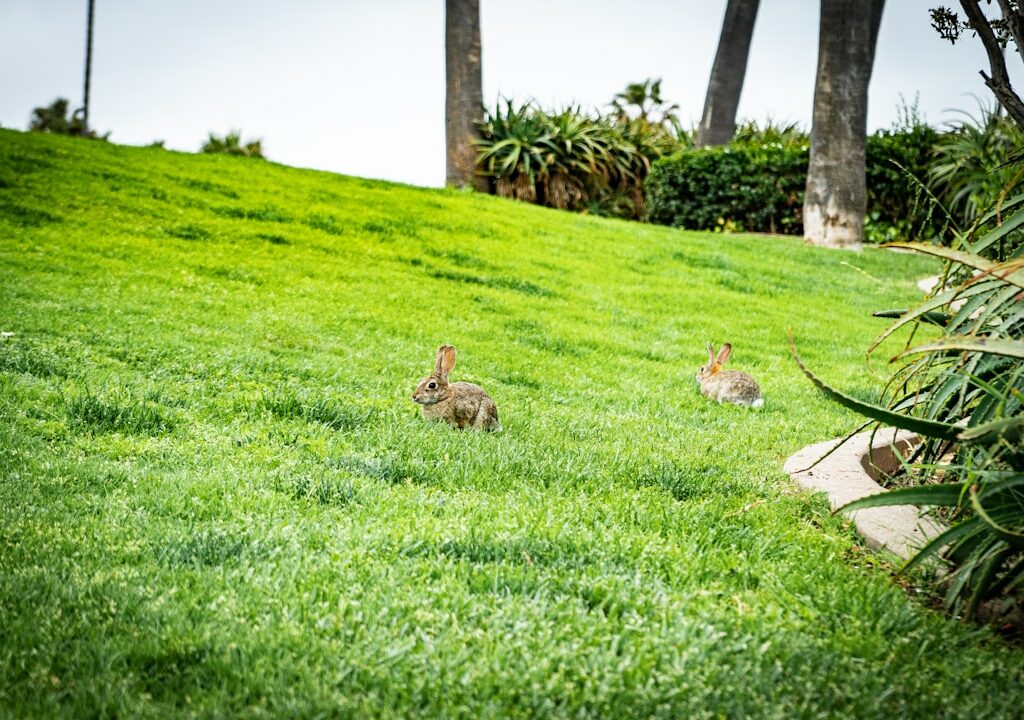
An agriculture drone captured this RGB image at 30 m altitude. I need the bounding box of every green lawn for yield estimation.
[1,129,1021,718]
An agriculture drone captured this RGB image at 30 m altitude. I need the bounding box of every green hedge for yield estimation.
[865,124,942,242]
[645,127,941,241]
[644,142,807,234]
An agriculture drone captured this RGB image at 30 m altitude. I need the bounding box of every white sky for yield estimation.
[0,1,1018,187]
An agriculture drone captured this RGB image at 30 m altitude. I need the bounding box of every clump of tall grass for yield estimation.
[65,386,175,435]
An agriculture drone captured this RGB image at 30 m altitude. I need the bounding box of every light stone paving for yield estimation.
[784,428,944,561]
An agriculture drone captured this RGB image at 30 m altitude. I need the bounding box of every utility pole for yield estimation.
[83,0,95,132]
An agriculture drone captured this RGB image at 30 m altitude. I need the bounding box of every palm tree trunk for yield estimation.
[695,0,761,148]
[445,0,488,190]
[83,0,95,133]
[803,0,884,248]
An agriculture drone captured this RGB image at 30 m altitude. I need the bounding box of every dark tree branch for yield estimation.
[960,0,1024,129]
[996,0,1024,68]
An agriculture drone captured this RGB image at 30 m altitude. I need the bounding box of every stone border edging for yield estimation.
[783,429,944,560]
[917,275,939,295]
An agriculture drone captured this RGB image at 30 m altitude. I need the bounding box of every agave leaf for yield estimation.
[838,483,968,513]
[944,543,985,611]
[970,201,1024,255]
[970,284,1024,331]
[896,336,1024,361]
[790,336,961,440]
[867,281,997,355]
[967,546,1013,617]
[980,259,1024,290]
[872,309,951,326]
[974,192,1024,227]
[996,302,1024,332]
[970,477,1024,542]
[961,417,1024,450]
[947,290,1000,335]
[924,369,974,418]
[903,517,985,573]
[960,366,1020,426]
[882,242,996,273]
[987,554,1024,595]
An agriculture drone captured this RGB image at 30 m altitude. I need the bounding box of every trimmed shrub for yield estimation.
[646,125,941,241]
[644,141,808,234]
[865,123,943,242]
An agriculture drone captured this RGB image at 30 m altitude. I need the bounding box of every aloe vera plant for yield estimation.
[793,223,1024,622]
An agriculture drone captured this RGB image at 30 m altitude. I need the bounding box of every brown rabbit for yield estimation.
[412,345,501,431]
[696,342,763,408]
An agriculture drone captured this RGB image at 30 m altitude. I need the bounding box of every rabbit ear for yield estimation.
[716,343,732,366]
[435,345,456,378]
[706,342,716,365]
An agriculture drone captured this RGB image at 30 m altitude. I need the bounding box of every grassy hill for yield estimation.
[1,128,1021,718]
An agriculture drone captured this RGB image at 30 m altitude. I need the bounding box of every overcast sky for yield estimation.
[1,1,1018,187]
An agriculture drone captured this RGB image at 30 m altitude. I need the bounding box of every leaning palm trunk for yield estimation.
[695,0,761,148]
[803,0,884,248]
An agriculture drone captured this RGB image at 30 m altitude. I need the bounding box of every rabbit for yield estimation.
[696,342,763,408]
[412,345,502,431]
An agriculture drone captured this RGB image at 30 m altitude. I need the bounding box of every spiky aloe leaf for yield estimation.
[975,192,1024,226]
[903,517,985,573]
[872,309,952,326]
[789,335,961,440]
[884,243,1024,290]
[959,415,1024,446]
[867,280,998,355]
[967,546,1013,617]
[896,336,1024,361]
[971,199,1024,254]
[882,242,996,273]
[838,483,968,513]
[970,478,1024,541]
[987,258,1024,288]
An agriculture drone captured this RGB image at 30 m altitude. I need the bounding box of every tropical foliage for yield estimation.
[608,78,683,131]
[477,80,1019,245]
[474,80,684,219]
[201,130,265,159]
[793,197,1024,623]
[929,100,1024,224]
[784,11,1024,628]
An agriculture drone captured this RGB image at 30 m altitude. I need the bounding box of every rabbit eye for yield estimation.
[428,381,437,389]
